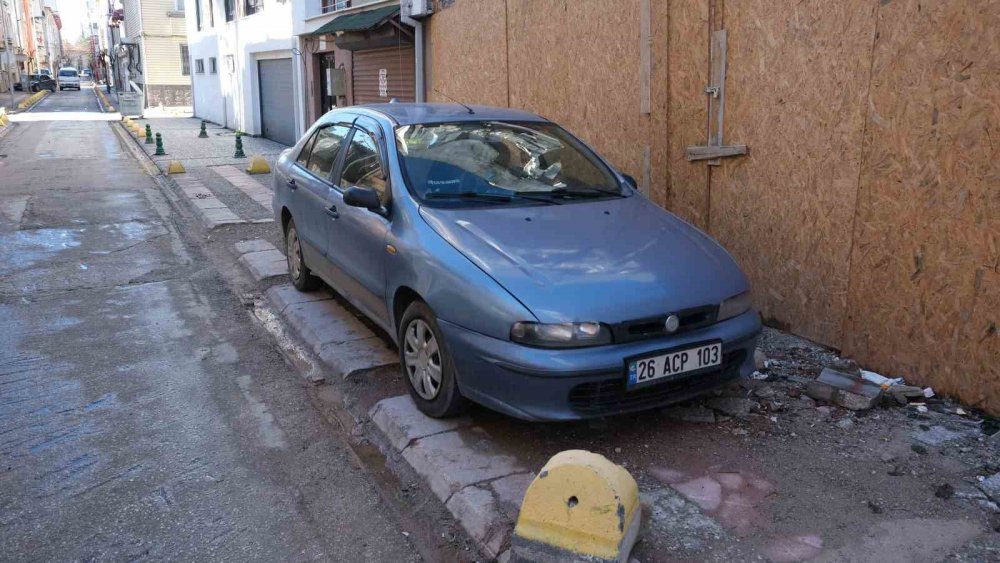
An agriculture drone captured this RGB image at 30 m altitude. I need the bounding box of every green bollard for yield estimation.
[155,133,166,156]
[198,121,209,138]
[234,133,246,158]
[145,124,153,144]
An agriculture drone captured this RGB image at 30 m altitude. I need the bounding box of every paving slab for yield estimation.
[446,486,507,558]
[317,336,398,379]
[212,165,274,209]
[401,427,526,503]
[266,284,332,314]
[238,249,288,281]
[285,300,374,347]
[370,395,473,451]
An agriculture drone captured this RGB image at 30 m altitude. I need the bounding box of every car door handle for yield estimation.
[286,178,297,190]
[325,205,339,219]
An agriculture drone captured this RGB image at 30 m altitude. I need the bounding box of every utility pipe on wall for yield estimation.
[400,2,425,103]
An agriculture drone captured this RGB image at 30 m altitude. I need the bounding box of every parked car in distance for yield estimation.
[57,67,81,91]
[273,103,761,421]
[38,68,52,76]
[28,73,57,92]
[80,69,93,81]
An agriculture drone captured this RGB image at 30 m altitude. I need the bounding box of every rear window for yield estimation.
[59,69,78,77]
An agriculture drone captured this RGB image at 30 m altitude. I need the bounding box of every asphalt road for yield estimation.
[0,87,419,561]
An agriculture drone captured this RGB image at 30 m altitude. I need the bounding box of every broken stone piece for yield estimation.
[807,368,882,411]
[979,473,1000,503]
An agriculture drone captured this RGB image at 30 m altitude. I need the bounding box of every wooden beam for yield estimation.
[685,144,748,161]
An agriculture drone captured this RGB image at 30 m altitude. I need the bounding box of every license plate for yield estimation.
[627,341,722,388]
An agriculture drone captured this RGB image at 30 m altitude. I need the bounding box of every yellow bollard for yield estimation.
[512,450,641,563]
[245,155,271,175]
[167,161,186,174]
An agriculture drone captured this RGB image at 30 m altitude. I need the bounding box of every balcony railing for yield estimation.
[321,0,381,15]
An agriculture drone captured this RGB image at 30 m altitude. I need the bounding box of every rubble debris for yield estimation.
[663,406,716,424]
[923,387,936,399]
[889,385,925,405]
[934,484,955,499]
[860,369,904,388]
[913,425,966,446]
[836,418,855,430]
[880,452,896,463]
[978,473,1000,503]
[706,397,760,419]
[888,465,907,477]
[805,368,882,411]
[867,500,884,514]
[754,348,767,371]
[911,444,929,455]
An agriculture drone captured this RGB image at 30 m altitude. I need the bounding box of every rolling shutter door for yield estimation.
[352,47,415,105]
[258,58,296,146]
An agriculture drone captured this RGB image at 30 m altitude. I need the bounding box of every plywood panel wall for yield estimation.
[708,0,877,347]
[665,0,710,227]
[506,0,648,191]
[426,0,509,108]
[843,0,1000,411]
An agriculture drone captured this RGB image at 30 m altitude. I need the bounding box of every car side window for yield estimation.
[296,132,318,167]
[339,128,388,201]
[306,125,351,179]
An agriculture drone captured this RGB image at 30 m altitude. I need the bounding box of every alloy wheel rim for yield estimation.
[287,229,302,281]
[403,319,442,400]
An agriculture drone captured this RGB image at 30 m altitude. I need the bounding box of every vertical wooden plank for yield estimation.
[640,0,651,115]
[707,29,727,165]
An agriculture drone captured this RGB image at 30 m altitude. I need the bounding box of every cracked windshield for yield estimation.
[395,121,624,204]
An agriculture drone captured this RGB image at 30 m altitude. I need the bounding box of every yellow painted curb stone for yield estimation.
[512,450,641,563]
[246,155,271,174]
[167,161,186,174]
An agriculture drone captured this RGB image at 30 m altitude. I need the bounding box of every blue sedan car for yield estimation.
[273,103,760,421]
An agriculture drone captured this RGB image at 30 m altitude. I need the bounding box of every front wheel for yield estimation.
[399,301,465,418]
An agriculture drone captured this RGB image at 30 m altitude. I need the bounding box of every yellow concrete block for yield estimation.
[512,450,641,563]
[167,161,186,174]
[246,155,271,174]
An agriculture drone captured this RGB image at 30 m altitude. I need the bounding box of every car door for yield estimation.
[326,119,391,326]
[286,123,351,280]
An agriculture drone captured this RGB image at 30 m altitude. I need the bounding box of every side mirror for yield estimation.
[343,186,382,211]
[621,174,638,189]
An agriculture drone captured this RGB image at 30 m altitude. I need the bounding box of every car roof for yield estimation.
[351,103,549,126]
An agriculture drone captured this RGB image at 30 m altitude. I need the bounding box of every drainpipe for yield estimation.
[400,3,424,103]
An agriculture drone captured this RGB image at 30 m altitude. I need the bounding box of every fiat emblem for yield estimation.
[665,315,680,333]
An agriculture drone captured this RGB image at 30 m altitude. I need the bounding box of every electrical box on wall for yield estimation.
[403,0,432,19]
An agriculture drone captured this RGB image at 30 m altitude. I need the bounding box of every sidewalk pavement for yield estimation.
[132,116,289,172]
[1,90,29,112]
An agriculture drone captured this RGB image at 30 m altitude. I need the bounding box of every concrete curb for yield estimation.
[370,395,535,559]
[263,283,398,380]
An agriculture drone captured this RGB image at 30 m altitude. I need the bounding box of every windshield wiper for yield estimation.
[424,191,561,205]
[548,187,627,199]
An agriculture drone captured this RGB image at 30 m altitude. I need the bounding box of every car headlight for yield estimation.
[510,321,612,348]
[718,291,752,321]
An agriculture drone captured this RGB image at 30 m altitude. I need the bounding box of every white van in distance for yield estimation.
[58,67,81,91]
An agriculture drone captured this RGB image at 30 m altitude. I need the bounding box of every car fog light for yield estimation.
[510,321,612,348]
[718,291,753,321]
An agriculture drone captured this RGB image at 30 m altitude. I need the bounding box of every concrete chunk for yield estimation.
[401,428,525,502]
[806,368,883,411]
[317,336,398,378]
[369,395,471,452]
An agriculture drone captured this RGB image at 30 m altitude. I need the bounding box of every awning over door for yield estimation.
[307,5,400,36]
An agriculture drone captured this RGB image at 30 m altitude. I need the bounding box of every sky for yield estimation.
[56,0,90,42]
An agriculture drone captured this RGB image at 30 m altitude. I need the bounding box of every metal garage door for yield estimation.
[352,47,415,105]
[258,58,296,146]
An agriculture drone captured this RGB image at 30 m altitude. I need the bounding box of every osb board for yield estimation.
[647,0,673,208]
[426,0,508,107]
[505,0,651,193]
[709,0,877,347]
[843,0,1000,411]
[665,0,710,227]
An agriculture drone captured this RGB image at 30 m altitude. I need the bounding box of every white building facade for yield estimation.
[184,0,305,145]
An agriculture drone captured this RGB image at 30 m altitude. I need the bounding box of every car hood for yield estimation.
[419,195,749,323]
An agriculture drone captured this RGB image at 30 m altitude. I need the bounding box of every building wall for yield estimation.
[185,0,303,138]
[425,0,1000,412]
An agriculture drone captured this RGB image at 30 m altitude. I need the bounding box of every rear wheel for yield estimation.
[285,218,319,291]
[399,301,465,418]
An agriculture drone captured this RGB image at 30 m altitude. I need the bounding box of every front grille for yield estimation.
[567,350,745,416]
[611,305,718,344]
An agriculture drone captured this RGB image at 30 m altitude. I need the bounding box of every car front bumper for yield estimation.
[438,309,761,421]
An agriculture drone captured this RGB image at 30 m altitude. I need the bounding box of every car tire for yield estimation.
[284,218,319,292]
[399,301,466,418]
